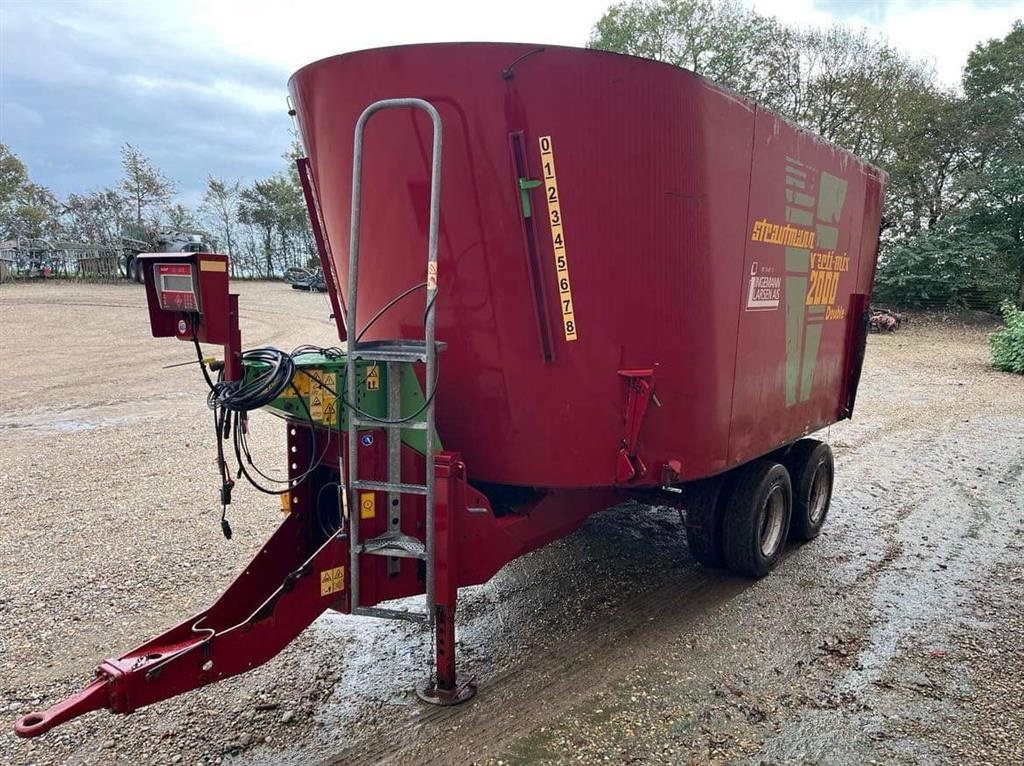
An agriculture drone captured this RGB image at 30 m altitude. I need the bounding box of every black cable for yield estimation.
[208,347,294,413]
[355,282,427,342]
[238,403,325,488]
[297,364,440,425]
[297,291,442,425]
[194,278,440,536]
[190,314,216,391]
[229,382,326,495]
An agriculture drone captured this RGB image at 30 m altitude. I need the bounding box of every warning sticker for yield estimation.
[322,399,337,425]
[309,387,324,421]
[282,372,310,398]
[320,566,344,597]
[365,364,380,391]
[307,372,337,425]
[359,492,375,519]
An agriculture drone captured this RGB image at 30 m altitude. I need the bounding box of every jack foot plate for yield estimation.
[415,676,476,706]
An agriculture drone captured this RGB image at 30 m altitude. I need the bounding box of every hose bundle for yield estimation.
[207,348,295,413]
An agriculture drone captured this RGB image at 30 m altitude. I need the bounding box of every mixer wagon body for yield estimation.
[15,43,886,739]
[289,42,885,490]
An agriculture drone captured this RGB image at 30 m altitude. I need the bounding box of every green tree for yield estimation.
[202,177,242,274]
[590,0,794,105]
[873,221,1013,308]
[0,144,61,240]
[961,21,1024,306]
[238,174,304,278]
[0,144,29,207]
[119,143,175,225]
[165,202,198,230]
[62,189,130,245]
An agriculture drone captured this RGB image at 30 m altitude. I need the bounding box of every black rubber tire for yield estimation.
[127,257,139,283]
[721,460,792,578]
[783,439,834,541]
[683,476,727,568]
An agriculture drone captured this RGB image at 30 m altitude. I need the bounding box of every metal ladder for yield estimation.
[346,98,442,626]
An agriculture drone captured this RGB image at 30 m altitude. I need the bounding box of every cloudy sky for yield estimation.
[1,0,1021,205]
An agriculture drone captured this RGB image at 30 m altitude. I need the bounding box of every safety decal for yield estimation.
[539,136,578,342]
[365,363,380,391]
[359,492,376,519]
[283,372,311,398]
[320,566,344,597]
[308,372,337,425]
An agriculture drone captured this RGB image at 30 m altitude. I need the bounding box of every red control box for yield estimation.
[139,252,241,379]
[139,253,228,342]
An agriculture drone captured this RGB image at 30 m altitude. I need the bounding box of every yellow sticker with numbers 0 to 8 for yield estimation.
[539,135,578,342]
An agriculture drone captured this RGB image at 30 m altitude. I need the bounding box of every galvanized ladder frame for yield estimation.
[346,98,442,626]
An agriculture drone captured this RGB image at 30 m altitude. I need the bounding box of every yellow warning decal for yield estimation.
[322,399,337,425]
[199,259,227,273]
[365,364,380,391]
[427,262,438,290]
[320,566,344,597]
[283,371,311,398]
[308,372,337,425]
[359,492,376,519]
[539,136,578,342]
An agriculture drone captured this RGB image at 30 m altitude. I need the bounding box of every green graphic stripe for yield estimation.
[799,322,823,402]
[785,276,807,407]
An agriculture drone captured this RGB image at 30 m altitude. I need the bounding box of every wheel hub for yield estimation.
[759,485,785,557]
[808,461,830,524]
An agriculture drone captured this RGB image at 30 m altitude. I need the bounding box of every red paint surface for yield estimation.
[288,43,886,489]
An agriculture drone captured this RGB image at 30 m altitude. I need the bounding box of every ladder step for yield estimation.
[351,417,429,430]
[353,606,431,624]
[352,480,427,495]
[349,339,446,363]
[361,531,427,559]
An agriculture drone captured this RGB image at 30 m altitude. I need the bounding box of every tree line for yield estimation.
[2,3,1021,306]
[0,141,314,279]
[590,0,1023,309]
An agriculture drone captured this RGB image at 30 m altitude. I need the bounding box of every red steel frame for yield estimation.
[15,417,618,736]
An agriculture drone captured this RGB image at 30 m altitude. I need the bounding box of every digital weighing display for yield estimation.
[155,263,201,312]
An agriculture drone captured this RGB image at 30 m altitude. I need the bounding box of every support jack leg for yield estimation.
[416,604,475,705]
[416,454,475,705]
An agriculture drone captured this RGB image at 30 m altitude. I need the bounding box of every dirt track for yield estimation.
[1,282,1021,765]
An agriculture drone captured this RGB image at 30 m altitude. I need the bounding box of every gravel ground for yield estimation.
[1,284,1021,766]
[1,281,341,765]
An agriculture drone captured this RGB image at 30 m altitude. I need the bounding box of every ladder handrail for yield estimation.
[347,98,442,627]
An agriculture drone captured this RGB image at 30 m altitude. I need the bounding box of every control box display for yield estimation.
[155,263,201,312]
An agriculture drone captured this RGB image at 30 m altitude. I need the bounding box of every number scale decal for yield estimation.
[539,136,578,342]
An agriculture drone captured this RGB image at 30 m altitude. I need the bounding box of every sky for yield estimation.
[1,0,1021,206]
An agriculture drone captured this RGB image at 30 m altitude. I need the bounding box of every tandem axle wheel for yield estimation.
[683,439,835,578]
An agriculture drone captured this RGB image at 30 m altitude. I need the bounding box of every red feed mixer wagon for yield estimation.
[15,42,884,737]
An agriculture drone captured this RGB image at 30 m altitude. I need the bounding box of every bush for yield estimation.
[989,301,1024,374]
